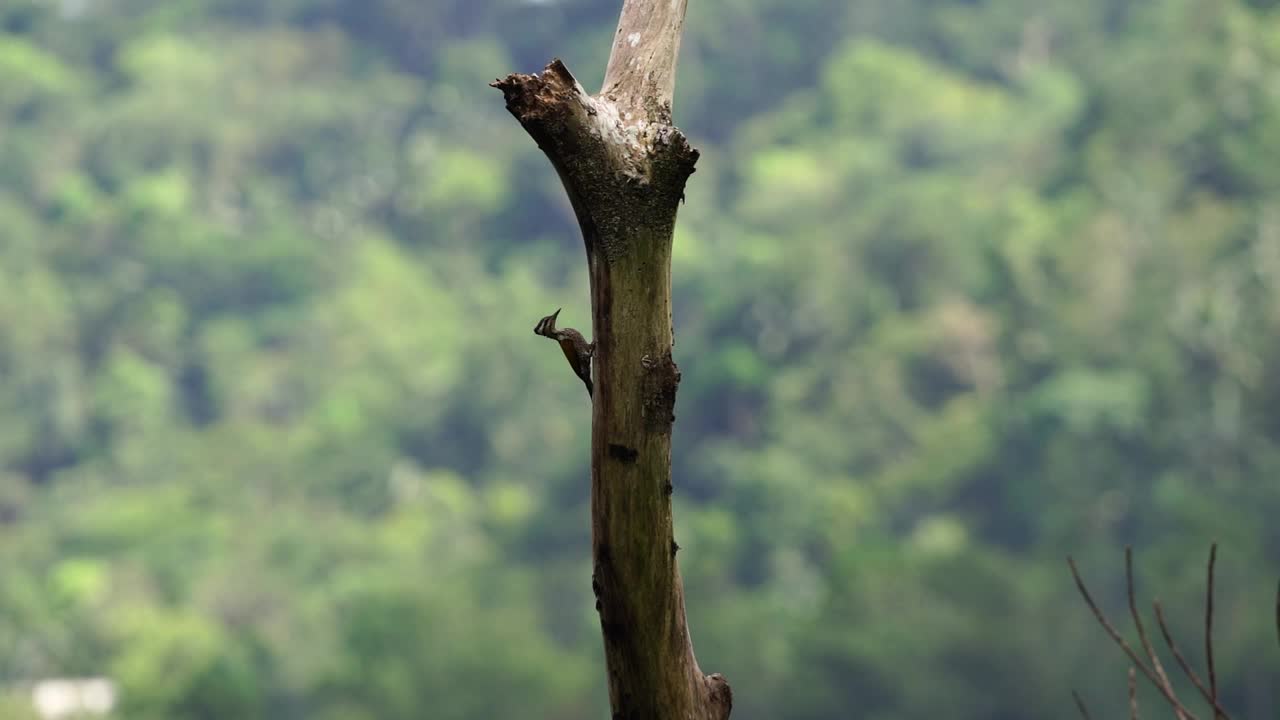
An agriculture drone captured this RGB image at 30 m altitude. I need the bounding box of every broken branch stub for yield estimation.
[491,59,698,264]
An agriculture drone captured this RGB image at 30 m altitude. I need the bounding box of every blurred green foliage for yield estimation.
[1,0,1279,718]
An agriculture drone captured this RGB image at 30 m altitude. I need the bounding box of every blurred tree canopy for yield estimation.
[1,0,1278,718]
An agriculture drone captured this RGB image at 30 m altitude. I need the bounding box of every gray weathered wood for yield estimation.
[602,0,688,122]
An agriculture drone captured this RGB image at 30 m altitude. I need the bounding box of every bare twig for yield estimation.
[1068,557,1164,690]
[1153,601,1233,719]
[1129,666,1140,720]
[1204,544,1221,720]
[1068,554,1200,720]
[1125,548,1188,720]
[1072,690,1095,720]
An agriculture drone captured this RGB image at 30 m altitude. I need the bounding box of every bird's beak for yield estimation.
[534,308,563,336]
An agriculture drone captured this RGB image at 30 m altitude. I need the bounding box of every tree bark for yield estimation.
[491,2,731,719]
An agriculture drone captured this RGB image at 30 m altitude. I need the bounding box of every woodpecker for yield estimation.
[534,308,594,397]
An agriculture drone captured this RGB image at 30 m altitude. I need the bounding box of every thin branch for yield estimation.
[1275,578,1279,652]
[1068,557,1162,688]
[1072,690,1095,720]
[1129,667,1140,720]
[1125,547,1188,720]
[1204,543,1220,719]
[1067,555,1200,720]
[1153,601,1233,719]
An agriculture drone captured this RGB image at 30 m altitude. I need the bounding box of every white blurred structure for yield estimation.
[31,678,117,719]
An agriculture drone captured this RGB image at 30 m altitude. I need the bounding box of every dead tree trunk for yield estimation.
[492,2,731,719]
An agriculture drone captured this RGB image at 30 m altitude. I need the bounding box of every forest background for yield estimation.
[2,0,1279,718]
